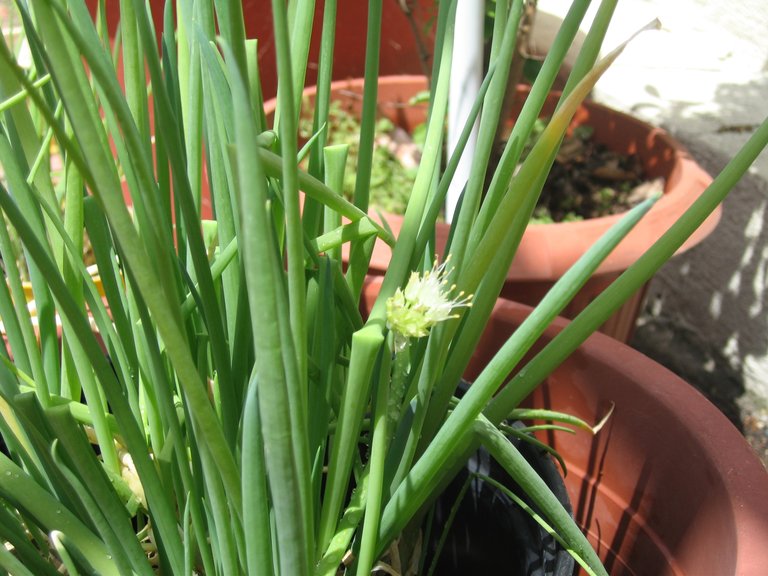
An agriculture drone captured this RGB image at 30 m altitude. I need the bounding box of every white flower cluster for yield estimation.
[386,257,472,351]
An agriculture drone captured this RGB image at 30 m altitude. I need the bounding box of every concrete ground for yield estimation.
[538,0,768,467]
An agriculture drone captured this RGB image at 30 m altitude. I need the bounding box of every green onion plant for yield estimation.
[0,0,765,574]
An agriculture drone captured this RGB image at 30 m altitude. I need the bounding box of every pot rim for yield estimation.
[491,298,768,575]
[282,74,720,280]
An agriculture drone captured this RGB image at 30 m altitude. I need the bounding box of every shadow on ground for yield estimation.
[629,77,768,469]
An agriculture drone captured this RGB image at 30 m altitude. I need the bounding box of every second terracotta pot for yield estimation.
[293,76,719,342]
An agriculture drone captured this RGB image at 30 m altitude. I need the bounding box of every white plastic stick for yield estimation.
[446,0,484,222]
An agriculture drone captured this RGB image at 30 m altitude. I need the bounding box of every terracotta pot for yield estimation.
[87,1,434,221]
[240,0,436,101]
[89,0,436,100]
[359,277,768,573]
[464,299,768,575]
[294,75,719,342]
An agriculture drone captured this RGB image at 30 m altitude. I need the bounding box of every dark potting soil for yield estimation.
[300,96,661,224]
[525,122,663,224]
